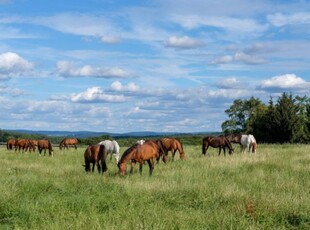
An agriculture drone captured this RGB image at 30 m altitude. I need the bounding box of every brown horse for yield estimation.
[202,136,234,156]
[160,137,185,160]
[14,139,34,152]
[59,138,80,150]
[118,140,167,176]
[37,139,54,157]
[83,144,108,173]
[6,139,15,150]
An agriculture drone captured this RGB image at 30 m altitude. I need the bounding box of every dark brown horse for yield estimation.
[118,140,167,176]
[202,136,234,156]
[83,144,107,173]
[59,138,80,150]
[14,139,34,152]
[6,139,15,150]
[37,139,54,157]
[160,137,185,160]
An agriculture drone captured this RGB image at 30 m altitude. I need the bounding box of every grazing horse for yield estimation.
[202,136,234,156]
[98,140,120,164]
[37,139,54,157]
[83,144,108,173]
[6,139,15,150]
[160,137,185,160]
[14,139,34,152]
[118,140,167,176]
[59,138,80,150]
[240,134,257,154]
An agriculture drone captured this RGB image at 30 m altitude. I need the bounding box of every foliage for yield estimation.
[222,93,310,143]
[0,144,309,229]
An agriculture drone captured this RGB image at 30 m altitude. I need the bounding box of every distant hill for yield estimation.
[4,129,220,138]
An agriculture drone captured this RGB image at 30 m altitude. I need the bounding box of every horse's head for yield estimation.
[118,161,126,176]
[229,148,234,155]
[113,153,120,164]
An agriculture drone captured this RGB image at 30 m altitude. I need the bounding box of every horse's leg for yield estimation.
[130,160,136,174]
[92,163,95,172]
[110,151,113,162]
[74,144,77,150]
[172,148,176,160]
[97,161,101,174]
[138,160,143,175]
[147,159,154,176]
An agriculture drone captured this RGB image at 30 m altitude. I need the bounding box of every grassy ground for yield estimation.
[0,144,309,229]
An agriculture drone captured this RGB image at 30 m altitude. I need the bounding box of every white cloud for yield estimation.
[213,77,244,89]
[260,74,309,90]
[0,52,33,79]
[212,52,266,65]
[0,85,24,96]
[165,36,204,49]
[268,12,310,27]
[56,61,131,78]
[71,87,125,103]
[110,81,139,92]
[172,15,268,33]
[100,36,121,44]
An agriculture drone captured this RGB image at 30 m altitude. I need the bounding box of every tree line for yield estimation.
[221,92,310,143]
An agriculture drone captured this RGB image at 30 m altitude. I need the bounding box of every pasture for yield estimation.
[0,143,309,229]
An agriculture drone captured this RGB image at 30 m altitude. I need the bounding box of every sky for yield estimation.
[0,0,310,133]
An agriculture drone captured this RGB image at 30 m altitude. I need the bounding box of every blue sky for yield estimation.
[0,0,309,133]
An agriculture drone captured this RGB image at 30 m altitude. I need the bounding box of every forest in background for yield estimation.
[222,92,310,143]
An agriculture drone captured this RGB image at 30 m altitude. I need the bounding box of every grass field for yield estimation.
[0,143,309,229]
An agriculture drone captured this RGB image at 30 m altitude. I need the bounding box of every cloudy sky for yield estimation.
[0,0,309,133]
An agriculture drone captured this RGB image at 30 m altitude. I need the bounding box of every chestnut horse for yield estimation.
[202,136,234,156]
[118,140,167,176]
[160,137,185,160]
[37,139,54,157]
[83,144,108,173]
[6,139,15,150]
[14,139,34,152]
[59,138,80,150]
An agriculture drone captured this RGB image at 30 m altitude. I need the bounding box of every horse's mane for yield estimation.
[118,144,138,164]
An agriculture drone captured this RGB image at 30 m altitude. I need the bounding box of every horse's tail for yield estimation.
[77,138,81,143]
[99,145,107,172]
[99,145,105,160]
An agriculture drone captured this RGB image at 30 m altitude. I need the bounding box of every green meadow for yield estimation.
[0,144,309,229]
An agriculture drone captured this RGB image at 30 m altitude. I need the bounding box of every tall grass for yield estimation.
[0,144,309,229]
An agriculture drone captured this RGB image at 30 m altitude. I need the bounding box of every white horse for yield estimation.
[136,139,145,145]
[240,134,257,154]
[98,140,120,164]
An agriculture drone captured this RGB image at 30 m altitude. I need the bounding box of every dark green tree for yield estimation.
[273,93,300,143]
[221,97,265,134]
